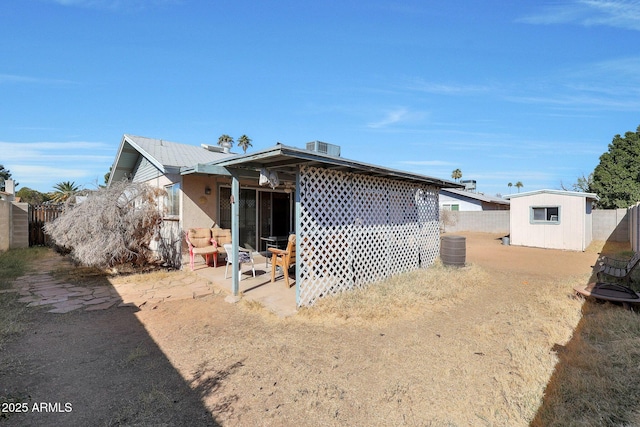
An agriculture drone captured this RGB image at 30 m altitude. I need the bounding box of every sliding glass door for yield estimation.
[219,188,258,250]
[220,187,293,251]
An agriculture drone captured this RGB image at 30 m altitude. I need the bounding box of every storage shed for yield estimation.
[504,189,598,251]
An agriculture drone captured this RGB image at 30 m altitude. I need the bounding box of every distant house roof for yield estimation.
[108,134,233,185]
[441,188,510,206]
[182,143,463,188]
[504,189,599,200]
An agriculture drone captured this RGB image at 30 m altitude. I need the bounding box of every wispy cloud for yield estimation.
[519,0,640,31]
[367,107,428,129]
[48,0,181,11]
[0,74,76,85]
[11,165,92,183]
[0,141,112,161]
[403,79,491,95]
[1,140,113,190]
[503,55,640,111]
[398,160,455,166]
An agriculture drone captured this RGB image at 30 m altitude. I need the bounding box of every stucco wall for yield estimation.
[181,174,220,230]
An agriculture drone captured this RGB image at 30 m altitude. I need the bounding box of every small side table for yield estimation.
[260,236,289,267]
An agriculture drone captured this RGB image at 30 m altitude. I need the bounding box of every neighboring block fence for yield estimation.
[0,200,29,251]
[441,210,510,235]
[592,209,628,242]
[629,204,640,252]
[441,208,630,244]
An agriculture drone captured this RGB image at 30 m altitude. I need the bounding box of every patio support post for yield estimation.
[295,167,301,306]
[230,169,240,296]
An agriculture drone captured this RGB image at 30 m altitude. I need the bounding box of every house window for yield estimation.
[531,206,560,223]
[165,183,180,217]
[442,204,459,211]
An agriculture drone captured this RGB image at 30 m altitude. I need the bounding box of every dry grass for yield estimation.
[0,248,47,349]
[109,269,174,286]
[51,262,175,288]
[50,264,112,287]
[0,247,48,419]
[532,302,640,426]
[6,240,640,425]
[297,260,490,323]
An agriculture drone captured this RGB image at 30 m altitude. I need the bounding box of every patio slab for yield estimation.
[187,253,298,317]
[11,252,297,317]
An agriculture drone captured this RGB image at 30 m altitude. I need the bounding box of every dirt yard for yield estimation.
[1,232,607,426]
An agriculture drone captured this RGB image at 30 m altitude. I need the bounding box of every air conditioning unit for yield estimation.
[306,141,341,157]
[460,179,476,191]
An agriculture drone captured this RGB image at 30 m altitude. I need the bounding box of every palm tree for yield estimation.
[217,134,234,150]
[237,134,253,153]
[515,181,523,193]
[52,181,79,202]
[451,168,462,182]
[508,182,513,193]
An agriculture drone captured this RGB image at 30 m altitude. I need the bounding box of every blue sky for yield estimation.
[1,0,639,196]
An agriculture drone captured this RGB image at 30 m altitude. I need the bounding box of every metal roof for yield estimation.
[181,143,463,188]
[108,134,233,185]
[503,189,599,200]
[441,188,510,205]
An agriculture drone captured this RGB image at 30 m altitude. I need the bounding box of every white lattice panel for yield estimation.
[298,166,440,306]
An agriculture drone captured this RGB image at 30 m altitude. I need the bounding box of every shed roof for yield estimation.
[503,189,599,200]
[441,188,510,205]
[182,143,462,188]
[108,134,233,185]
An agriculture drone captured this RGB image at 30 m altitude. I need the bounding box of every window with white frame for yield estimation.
[531,206,559,223]
[442,204,459,211]
[165,183,180,217]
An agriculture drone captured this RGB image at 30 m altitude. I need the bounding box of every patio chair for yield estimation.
[594,251,640,284]
[185,229,218,271]
[269,234,296,288]
[223,243,256,281]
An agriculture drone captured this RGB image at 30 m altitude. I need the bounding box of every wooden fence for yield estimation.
[28,204,63,246]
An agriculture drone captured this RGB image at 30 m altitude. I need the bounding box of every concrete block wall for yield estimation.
[11,203,29,249]
[441,209,628,244]
[592,208,628,242]
[630,204,640,252]
[441,210,510,234]
[0,200,9,251]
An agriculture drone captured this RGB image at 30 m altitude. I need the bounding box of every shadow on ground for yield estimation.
[530,237,640,426]
[0,252,221,426]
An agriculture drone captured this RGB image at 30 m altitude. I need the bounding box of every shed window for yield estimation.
[442,204,459,211]
[531,206,559,223]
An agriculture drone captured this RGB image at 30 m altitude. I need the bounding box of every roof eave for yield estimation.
[201,144,462,188]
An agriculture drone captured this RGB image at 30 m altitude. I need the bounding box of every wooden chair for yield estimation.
[594,251,640,284]
[269,234,296,288]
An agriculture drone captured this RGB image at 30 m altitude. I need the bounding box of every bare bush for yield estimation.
[439,208,457,232]
[45,181,166,268]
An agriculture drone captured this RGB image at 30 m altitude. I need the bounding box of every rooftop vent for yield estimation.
[306,140,341,157]
[201,144,225,153]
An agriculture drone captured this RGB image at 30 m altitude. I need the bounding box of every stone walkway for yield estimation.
[6,254,215,314]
